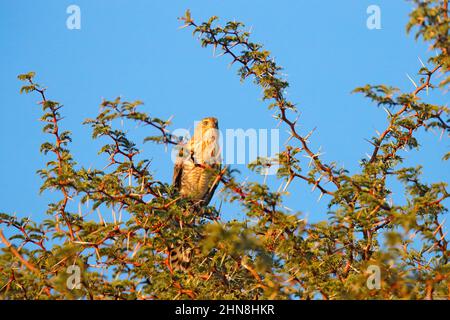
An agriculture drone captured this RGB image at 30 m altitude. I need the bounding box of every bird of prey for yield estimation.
[169,117,222,271]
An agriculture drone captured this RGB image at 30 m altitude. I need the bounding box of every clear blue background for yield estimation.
[0,1,448,229]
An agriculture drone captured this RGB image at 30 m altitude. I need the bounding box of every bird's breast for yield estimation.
[180,163,216,201]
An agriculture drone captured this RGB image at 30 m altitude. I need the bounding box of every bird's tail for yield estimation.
[169,244,193,272]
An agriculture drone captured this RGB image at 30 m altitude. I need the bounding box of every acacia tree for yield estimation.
[0,0,449,300]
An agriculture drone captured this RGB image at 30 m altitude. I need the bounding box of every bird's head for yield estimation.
[199,117,219,129]
[186,117,222,164]
[192,117,220,145]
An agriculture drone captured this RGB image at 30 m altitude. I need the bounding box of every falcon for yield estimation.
[169,117,222,271]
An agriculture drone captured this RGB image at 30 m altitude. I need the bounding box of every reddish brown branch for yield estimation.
[0,229,40,276]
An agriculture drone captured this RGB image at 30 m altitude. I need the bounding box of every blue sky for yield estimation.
[0,1,448,229]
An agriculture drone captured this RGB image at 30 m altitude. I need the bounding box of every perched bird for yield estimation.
[169,117,222,271]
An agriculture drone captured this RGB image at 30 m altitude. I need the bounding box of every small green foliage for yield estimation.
[407,0,450,89]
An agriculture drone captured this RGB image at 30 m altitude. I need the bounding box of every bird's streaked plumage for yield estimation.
[169,117,221,271]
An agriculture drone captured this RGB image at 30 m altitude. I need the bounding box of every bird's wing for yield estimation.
[202,163,222,206]
[172,147,185,191]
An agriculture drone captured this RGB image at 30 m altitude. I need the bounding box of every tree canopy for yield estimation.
[1,0,449,300]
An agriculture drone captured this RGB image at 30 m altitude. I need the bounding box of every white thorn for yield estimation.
[406,73,418,88]
[418,56,426,68]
